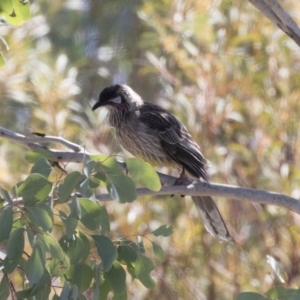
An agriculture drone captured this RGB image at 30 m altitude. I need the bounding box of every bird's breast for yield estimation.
[110,113,174,166]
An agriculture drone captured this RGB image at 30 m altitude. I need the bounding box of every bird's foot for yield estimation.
[170,168,187,197]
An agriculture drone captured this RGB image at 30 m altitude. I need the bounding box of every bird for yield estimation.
[92,84,231,241]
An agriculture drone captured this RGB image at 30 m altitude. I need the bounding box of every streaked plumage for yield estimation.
[92,84,231,241]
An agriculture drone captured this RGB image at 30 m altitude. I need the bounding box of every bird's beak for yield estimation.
[92,101,102,111]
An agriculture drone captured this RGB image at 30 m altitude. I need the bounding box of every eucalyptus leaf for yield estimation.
[105,261,126,295]
[0,206,13,242]
[31,158,52,178]
[134,254,156,289]
[18,174,52,206]
[126,158,161,191]
[93,235,117,272]
[58,171,83,203]
[65,263,93,292]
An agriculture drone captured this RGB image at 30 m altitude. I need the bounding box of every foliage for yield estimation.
[1,0,300,299]
[0,154,165,299]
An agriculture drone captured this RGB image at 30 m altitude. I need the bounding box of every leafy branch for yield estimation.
[1,126,299,215]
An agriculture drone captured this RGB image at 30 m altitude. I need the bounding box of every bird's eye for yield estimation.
[109,96,122,104]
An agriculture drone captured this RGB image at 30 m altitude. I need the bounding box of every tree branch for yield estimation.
[249,0,300,47]
[1,126,300,215]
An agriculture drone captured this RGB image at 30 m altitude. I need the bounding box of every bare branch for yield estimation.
[249,0,300,47]
[95,181,300,214]
[0,127,84,152]
[1,126,300,215]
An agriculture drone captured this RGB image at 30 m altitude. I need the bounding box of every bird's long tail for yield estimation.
[192,195,231,241]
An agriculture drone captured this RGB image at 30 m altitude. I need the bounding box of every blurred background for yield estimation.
[1,0,300,299]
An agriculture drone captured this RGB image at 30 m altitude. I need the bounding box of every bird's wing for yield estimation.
[139,103,209,181]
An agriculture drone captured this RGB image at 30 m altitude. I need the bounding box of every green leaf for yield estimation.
[25,245,45,285]
[134,254,156,289]
[152,242,165,262]
[25,149,57,163]
[236,292,268,300]
[88,176,101,188]
[83,160,97,177]
[26,204,53,231]
[4,227,25,273]
[12,0,30,21]
[15,289,32,299]
[47,258,69,277]
[96,157,137,203]
[31,158,52,178]
[30,270,51,296]
[117,241,139,264]
[18,173,52,206]
[59,235,81,265]
[93,235,118,272]
[0,206,13,242]
[78,231,91,263]
[79,198,101,231]
[99,205,110,234]
[0,275,10,299]
[106,174,137,203]
[152,225,173,237]
[37,234,70,276]
[266,286,300,299]
[79,177,93,197]
[58,282,70,300]
[1,187,12,204]
[65,215,78,239]
[105,261,126,295]
[65,263,93,292]
[98,278,112,300]
[126,158,161,191]
[58,171,83,203]
[0,0,13,14]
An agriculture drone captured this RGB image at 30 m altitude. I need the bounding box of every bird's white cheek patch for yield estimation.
[110,96,122,104]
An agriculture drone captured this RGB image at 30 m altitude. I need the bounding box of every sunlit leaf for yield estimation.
[79,198,101,230]
[105,261,126,295]
[0,0,13,14]
[78,231,90,263]
[65,263,93,292]
[18,174,51,206]
[126,158,161,191]
[134,254,156,289]
[96,157,136,202]
[58,171,83,203]
[106,175,137,203]
[12,0,30,21]
[26,204,53,231]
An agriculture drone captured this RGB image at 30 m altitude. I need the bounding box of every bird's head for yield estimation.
[92,84,143,112]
